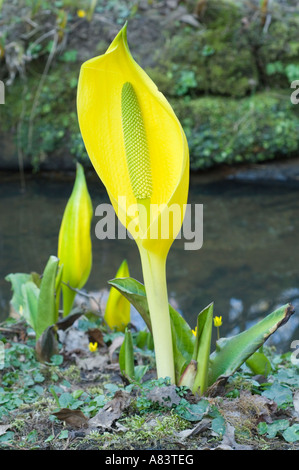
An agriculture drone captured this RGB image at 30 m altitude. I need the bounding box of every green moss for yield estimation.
[171,92,299,170]
[78,410,190,450]
[0,63,88,171]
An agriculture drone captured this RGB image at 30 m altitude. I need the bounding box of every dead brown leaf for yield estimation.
[145,384,181,408]
[88,390,131,430]
[35,326,59,363]
[88,328,105,348]
[76,353,108,371]
[0,424,11,436]
[216,422,253,450]
[108,335,124,362]
[52,408,89,429]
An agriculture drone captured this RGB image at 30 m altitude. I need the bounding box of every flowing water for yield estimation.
[1,169,299,352]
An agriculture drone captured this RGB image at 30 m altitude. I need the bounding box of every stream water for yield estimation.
[1,169,299,352]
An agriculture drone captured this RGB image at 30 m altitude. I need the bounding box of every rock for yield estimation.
[228,298,243,322]
[248,299,271,317]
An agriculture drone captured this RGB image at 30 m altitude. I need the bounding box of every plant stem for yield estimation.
[138,246,175,383]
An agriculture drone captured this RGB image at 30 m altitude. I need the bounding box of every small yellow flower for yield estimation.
[89,342,98,352]
[213,316,222,328]
[77,9,86,18]
[192,326,197,336]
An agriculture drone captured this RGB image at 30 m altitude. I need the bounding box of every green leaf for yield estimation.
[263,419,290,439]
[36,256,59,339]
[282,424,299,443]
[208,303,295,387]
[134,364,149,382]
[108,277,152,331]
[211,414,226,436]
[262,382,293,408]
[192,303,213,395]
[108,277,195,382]
[21,281,40,332]
[119,328,135,380]
[246,348,272,377]
[5,273,35,314]
[176,398,210,422]
[257,421,268,435]
[179,360,197,389]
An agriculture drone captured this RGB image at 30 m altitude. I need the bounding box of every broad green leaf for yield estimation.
[5,273,34,314]
[119,328,135,380]
[192,303,213,395]
[282,424,299,443]
[21,281,40,332]
[246,348,272,377]
[108,277,195,381]
[55,263,63,314]
[176,398,210,422]
[109,277,152,331]
[208,303,295,386]
[261,419,289,439]
[211,414,226,436]
[262,381,293,408]
[36,256,59,339]
[178,360,197,389]
[169,298,195,382]
[134,365,149,382]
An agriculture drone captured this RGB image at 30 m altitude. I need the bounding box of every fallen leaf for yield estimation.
[52,408,89,429]
[88,328,105,348]
[176,419,211,440]
[56,311,84,331]
[108,335,124,362]
[217,422,253,450]
[88,390,131,430]
[145,385,181,408]
[76,354,108,371]
[35,326,59,363]
[0,424,11,436]
[293,390,299,418]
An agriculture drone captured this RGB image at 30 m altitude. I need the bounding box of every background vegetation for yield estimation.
[0,0,298,172]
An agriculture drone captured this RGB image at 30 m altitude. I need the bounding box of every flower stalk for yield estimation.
[138,246,175,382]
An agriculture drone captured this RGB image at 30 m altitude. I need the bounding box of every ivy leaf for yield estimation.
[282,424,299,443]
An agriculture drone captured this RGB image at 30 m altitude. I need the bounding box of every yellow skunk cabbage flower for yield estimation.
[104,259,130,332]
[58,163,93,316]
[77,24,189,382]
[213,316,222,328]
[89,342,98,352]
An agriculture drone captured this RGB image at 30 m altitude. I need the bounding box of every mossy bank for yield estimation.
[0,0,298,172]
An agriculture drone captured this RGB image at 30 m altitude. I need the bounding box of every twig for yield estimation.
[27,29,59,155]
[61,281,102,311]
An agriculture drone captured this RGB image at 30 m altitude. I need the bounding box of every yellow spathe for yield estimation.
[77,24,189,257]
[58,163,93,316]
[104,259,130,332]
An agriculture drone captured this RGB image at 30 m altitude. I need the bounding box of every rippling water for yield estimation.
[1,169,299,352]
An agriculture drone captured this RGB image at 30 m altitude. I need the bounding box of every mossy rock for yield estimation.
[0,63,89,171]
[171,91,299,170]
[147,0,299,98]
